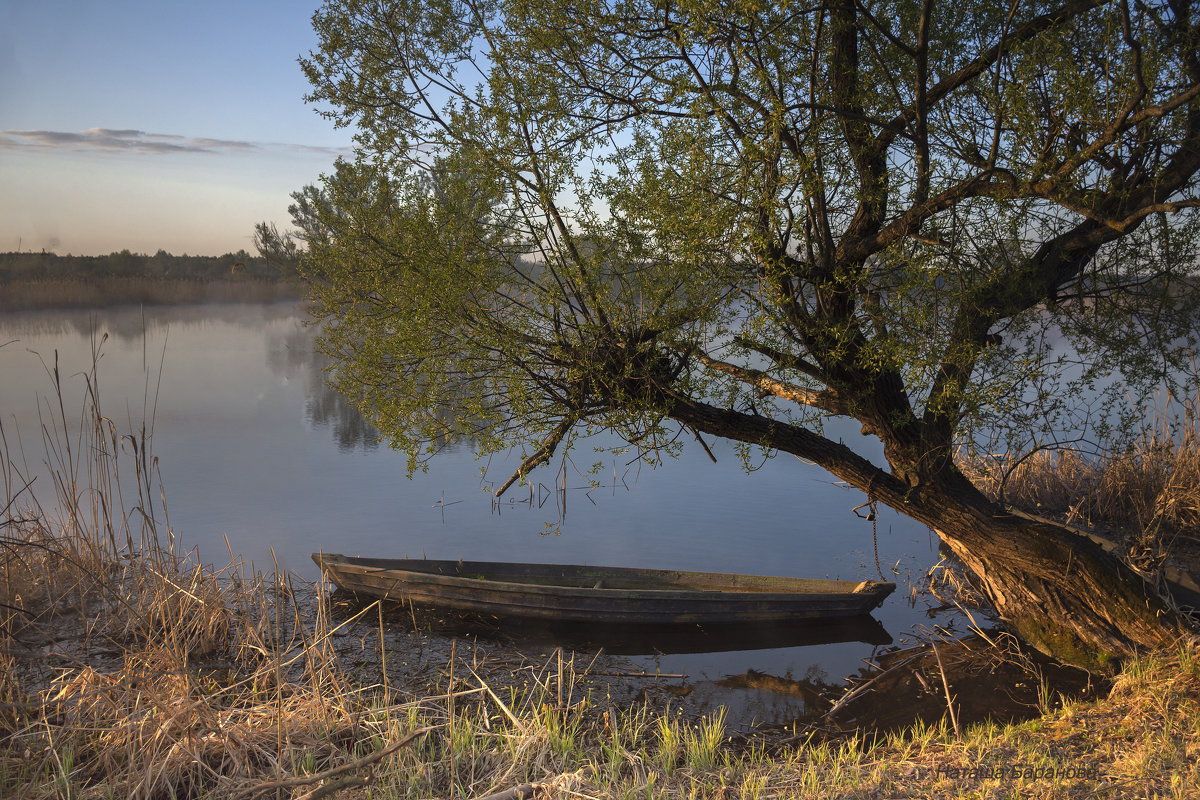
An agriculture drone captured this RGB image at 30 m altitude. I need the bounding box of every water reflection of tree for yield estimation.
[265,313,478,456]
[1,304,386,453]
[0,303,302,342]
[265,324,382,453]
[305,377,382,452]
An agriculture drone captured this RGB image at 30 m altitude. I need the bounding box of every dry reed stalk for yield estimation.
[925,558,988,609]
[958,386,1200,560]
[0,342,411,798]
[929,641,960,738]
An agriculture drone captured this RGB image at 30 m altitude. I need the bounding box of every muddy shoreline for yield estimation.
[5,568,1103,748]
[318,592,1105,743]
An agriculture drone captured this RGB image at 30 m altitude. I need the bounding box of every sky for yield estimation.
[0,0,354,256]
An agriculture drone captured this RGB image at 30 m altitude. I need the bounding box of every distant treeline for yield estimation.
[0,250,304,311]
[0,249,298,283]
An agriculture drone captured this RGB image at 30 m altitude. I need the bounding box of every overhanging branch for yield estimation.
[495,415,575,497]
[731,336,828,383]
[666,395,916,510]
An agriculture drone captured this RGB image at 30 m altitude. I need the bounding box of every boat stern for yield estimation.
[852,579,896,610]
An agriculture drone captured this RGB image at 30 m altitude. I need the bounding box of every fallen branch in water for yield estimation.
[823,653,923,721]
[587,670,687,679]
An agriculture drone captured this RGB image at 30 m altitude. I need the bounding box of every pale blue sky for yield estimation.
[0,0,352,255]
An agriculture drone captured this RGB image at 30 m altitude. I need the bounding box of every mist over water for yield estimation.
[0,301,964,723]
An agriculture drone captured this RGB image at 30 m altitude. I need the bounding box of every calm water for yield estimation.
[0,302,966,724]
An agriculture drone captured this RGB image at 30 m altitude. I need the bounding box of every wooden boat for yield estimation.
[312,553,895,624]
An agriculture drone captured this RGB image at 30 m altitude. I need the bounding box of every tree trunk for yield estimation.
[919,478,1190,674]
[669,398,1194,673]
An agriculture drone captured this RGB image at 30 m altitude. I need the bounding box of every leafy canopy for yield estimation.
[294,0,1200,492]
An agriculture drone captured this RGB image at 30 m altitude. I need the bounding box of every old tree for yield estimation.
[295,0,1200,670]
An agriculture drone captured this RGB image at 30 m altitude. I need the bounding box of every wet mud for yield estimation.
[329,595,1106,742]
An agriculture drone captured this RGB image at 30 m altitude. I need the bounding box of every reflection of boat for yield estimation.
[469,615,893,655]
[312,553,895,625]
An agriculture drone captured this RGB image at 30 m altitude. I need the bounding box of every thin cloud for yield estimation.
[287,142,355,157]
[0,128,350,157]
[0,128,258,154]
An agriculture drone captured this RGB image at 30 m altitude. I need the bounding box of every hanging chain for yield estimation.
[871,500,883,579]
[852,496,885,580]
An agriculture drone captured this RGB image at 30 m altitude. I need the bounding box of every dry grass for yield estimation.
[1,464,448,799]
[958,389,1200,565]
[330,638,1199,800]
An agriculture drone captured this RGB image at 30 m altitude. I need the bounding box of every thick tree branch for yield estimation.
[666,395,916,509]
[697,352,847,414]
[831,0,889,251]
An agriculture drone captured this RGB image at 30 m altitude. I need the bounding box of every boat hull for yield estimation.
[312,553,895,625]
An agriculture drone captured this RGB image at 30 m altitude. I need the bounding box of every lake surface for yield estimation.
[0,302,967,725]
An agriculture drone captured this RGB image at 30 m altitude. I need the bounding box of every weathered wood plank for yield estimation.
[312,553,894,624]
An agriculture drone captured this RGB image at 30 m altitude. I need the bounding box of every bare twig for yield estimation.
[931,640,960,737]
[495,416,575,497]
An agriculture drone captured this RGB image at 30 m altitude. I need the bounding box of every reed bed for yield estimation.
[958,388,1200,562]
[0,342,352,797]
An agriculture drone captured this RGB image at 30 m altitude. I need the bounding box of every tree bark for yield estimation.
[668,396,1193,673]
[917,476,1190,673]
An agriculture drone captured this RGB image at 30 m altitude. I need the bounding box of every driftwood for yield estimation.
[822,653,922,721]
[587,670,686,679]
[473,784,542,800]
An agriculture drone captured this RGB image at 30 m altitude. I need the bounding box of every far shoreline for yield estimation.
[0,276,307,312]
